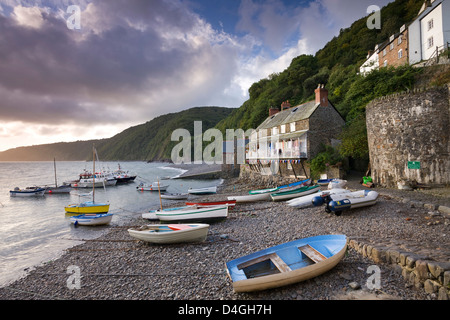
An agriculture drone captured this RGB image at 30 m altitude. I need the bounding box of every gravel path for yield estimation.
[0,175,448,302]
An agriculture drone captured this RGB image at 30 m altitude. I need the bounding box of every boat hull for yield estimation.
[10,188,45,197]
[161,193,188,200]
[128,224,209,244]
[270,186,320,201]
[65,202,110,214]
[185,200,236,208]
[287,188,351,208]
[226,234,347,293]
[45,186,72,194]
[188,186,217,195]
[70,213,113,226]
[228,193,271,203]
[156,205,228,222]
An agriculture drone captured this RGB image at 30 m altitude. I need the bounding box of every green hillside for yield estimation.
[0,107,233,161]
[215,0,424,161]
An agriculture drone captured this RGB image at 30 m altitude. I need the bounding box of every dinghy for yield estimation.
[9,187,46,197]
[136,182,169,192]
[312,190,379,216]
[128,223,209,244]
[226,234,347,292]
[70,213,113,226]
[156,205,228,222]
[287,188,351,208]
[65,201,110,214]
[188,186,217,195]
[186,200,236,209]
[228,192,272,203]
[161,193,188,200]
[270,185,320,201]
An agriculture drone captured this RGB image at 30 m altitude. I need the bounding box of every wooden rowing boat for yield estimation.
[185,200,236,208]
[127,223,209,244]
[270,185,320,201]
[225,234,347,292]
[161,193,189,200]
[188,186,217,195]
[70,213,113,226]
[156,205,228,222]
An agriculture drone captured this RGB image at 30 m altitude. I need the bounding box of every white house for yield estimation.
[408,0,450,65]
[359,44,380,75]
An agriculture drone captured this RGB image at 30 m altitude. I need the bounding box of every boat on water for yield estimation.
[70,213,113,226]
[75,171,117,188]
[312,190,379,216]
[9,187,46,197]
[188,186,217,195]
[161,193,188,200]
[111,164,137,184]
[287,188,351,208]
[225,234,348,292]
[136,182,169,192]
[44,158,72,194]
[270,185,320,202]
[128,223,209,244]
[185,200,236,209]
[156,205,228,222]
[64,145,111,215]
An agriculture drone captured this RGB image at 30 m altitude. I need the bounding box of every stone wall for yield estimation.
[366,85,450,188]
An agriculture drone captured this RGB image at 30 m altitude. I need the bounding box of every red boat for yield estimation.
[185,200,237,209]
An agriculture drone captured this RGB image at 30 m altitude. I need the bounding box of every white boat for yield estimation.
[287,188,351,208]
[70,213,113,226]
[161,193,188,200]
[312,190,379,216]
[228,192,272,203]
[136,182,169,192]
[128,223,209,244]
[270,185,320,201]
[142,206,195,220]
[76,176,117,188]
[9,187,45,197]
[188,186,217,195]
[156,205,228,222]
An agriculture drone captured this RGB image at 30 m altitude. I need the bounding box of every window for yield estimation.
[390,42,394,50]
[428,36,434,49]
[280,124,286,134]
[398,49,403,59]
[398,36,402,45]
[383,48,387,56]
[384,60,388,67]
[428,19,434,30]
[290,122,296,132]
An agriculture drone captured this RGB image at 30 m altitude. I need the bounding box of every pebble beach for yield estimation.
[0,173,449,304]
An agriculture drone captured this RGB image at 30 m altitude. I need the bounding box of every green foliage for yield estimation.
[309,145,345,179]
[337,114,369,160]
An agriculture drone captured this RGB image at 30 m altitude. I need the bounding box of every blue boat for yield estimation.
[225,234,347,292]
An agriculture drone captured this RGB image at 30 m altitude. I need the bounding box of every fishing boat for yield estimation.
[64,145,110,215]
[270,185,321,201]
[161,193,188,200]
[9,187,46,197]
[188,186,217,195]
[136,182,169,192]
[111,163,137,184]
[44,158,72,194]
[312,190,379,216]
[127,223,209,244]
[70,213,113,226]
[76,171,117,188]
[287,188,351,208]
[225,234,348,293]
[186,200,236,209]
[156,205,228,222]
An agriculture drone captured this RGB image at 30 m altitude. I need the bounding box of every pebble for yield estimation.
[0,176,448,301]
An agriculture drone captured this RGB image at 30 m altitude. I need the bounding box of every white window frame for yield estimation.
[398,49,403,59]
[428,36,434,49]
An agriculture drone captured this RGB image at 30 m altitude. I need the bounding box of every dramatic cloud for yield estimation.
[0,0,392,151]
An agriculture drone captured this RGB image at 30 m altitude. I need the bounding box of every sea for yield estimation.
[0,161,223,288]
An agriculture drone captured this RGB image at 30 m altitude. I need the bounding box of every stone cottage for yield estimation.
[245,85,345,180]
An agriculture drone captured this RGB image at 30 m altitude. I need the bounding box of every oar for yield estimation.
[157,178,163,211]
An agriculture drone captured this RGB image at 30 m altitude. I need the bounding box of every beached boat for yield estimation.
[185,200,236,208]
[317,178,335,186]
[225,234,348,292]
[161,193,188,200]
[156,205,228,222]
[277,178,311,190]
[70,213,113,226]
[270,185,320,201]
[228,192,272,203]
[287,188,351,208]
[188,186,217,195]
[312,190,379,216]
[142,206,194,220]
[9,187,46,197]
[127,223,209,244]
[236,178,313,202]
[136,182,169,192]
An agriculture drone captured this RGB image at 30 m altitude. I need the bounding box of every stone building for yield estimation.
[366,85,450,188]
[245,85,345,180]
[379,25,409,68]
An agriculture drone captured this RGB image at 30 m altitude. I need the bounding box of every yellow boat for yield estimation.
[65,201,110,214]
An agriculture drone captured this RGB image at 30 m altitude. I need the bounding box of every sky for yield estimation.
[0,0,393,152]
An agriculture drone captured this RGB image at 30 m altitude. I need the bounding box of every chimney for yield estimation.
[315,84,328,107]
[269,107,279,117]
[281,100,291,110]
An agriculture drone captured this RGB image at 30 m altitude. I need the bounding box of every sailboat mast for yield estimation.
[53,158,58,187]
[92,144,95,203]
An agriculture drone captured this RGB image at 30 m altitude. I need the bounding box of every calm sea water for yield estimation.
[0,161,222,287]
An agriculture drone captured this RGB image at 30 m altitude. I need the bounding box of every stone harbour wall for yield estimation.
[366,85,450,188]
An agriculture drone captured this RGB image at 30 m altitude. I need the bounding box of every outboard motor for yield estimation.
[328,199,352,216]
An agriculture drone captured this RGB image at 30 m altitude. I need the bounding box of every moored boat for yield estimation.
[65,201,110,214]
[136,182,169,192]
[70,213,113,226]
[127,223,209,244]
[9,187,46,197]
[45,185,72,194]
[156,205,228,222]
[161,193,188,200]
[188,186,217,195]
[270,185,320,201]
[225,234,348,292]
